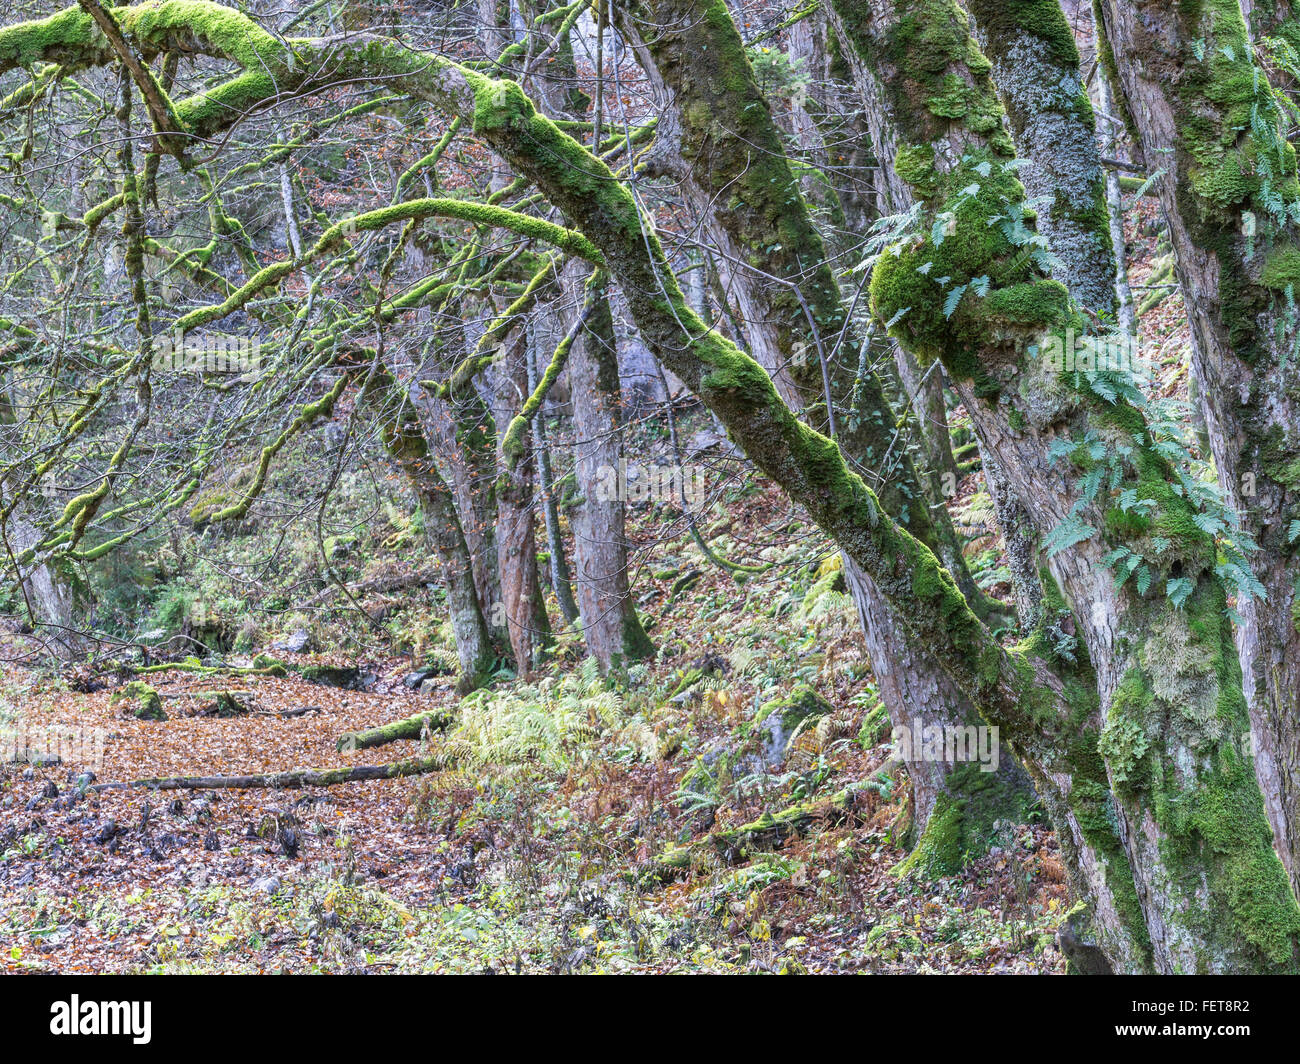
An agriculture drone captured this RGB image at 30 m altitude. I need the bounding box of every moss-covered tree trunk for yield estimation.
[966,0,1118,315]
[832,0,1300,971]
[1096,0,1300,895]
[619,0,1032,870]
[363,371,497,693]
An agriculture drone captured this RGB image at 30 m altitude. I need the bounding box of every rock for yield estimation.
[111,680,166,721]
[756,684,834,768]
[41,781,58,799]
[270,630,312,654]
[20,767,34,781]
[697,737,765,781]
[204,830,221,851]
[72,771,96,791]
[402,666,445,690]
[250,653,289,676]
[300,664,376,691]
[253,875,282,895]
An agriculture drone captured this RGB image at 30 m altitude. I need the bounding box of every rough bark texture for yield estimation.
[5,509,90,660]
[833,0,1300,972]
[489,330,552,673]
[967,0,1118,315]
[566,270,655,670]
[363,370,497,693]
[1096,0,1300,896]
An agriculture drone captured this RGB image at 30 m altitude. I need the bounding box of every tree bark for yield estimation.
[1096,0,1300,896]
[831,0,1299,972]
[362,369,497,693]
[488,329,552,673]
[566,267,655,669]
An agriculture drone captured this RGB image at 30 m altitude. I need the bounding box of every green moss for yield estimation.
[1104,505,1153,539]
[926,72,974,119]
[967,0,1079,66]
[893,144,939,199]
[300,664,365,688]
[1262,244,1300,293]
[895,792,966,877]
[111,680,166,721]
[870,152,1071,368]
[757,683,833,733]
[250,653,288,676]
[1098,668,1154,785]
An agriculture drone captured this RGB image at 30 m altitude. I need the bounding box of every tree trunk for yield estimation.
[526,312,581,626]
[831,0,1300,971]
[363,370,496,693]
[488,329,552,673]
[566,267,655,669]
[1096,0,1300,896]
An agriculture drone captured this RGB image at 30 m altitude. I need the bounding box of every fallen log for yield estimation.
[336,708,454,752]
[91,755,449,792]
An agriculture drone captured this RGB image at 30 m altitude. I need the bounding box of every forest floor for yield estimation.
[0,456,1076,974]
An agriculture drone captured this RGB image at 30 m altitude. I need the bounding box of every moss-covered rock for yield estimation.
[111,680,166,721]
[756,684,833,766]
[250,653,288,676]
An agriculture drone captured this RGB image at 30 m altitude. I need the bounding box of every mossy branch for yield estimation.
[501,270,601,469]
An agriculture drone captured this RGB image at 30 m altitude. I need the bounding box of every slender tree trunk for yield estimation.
[5,511,90,660]
[363,371,496,693]
[526,314,581,626]
[566,268,655,669]
[1093,60,1138,333]
[967,0,1117,316]
[488,330,552,673]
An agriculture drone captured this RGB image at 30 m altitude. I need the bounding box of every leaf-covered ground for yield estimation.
[1,460,1073,974]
